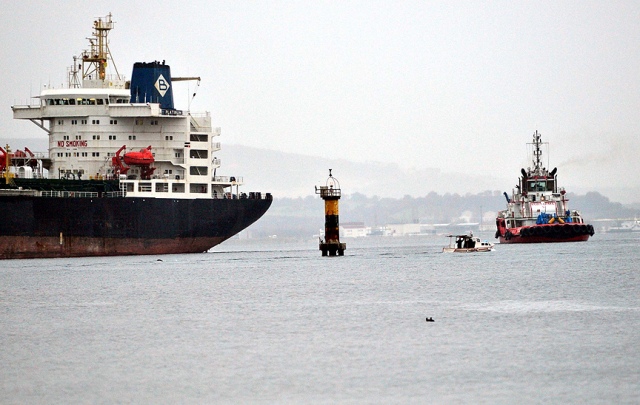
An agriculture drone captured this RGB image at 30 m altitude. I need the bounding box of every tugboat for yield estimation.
[0,14,272,259]
[443,233,494,253]
[495,131,594,244]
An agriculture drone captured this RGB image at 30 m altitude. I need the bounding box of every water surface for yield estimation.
[1,232,638,403]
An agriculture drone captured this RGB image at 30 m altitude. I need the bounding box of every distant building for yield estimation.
[341,222,369,238]
[386,223,422,236]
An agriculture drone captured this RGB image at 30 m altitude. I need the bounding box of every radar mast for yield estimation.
[80,13,121,84]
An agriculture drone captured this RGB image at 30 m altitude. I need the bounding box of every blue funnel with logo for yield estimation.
[130,61,174,109]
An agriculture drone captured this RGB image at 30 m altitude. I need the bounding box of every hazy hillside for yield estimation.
[3,137,638,208]
[246,191,639,239]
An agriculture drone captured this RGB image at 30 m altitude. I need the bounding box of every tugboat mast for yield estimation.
[529,130,549,174]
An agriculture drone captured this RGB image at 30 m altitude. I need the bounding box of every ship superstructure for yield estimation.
[1,14,271,259]
[495,131,594,243]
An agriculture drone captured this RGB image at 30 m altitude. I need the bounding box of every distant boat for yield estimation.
[442,233,494,253]
[608,219,640,233]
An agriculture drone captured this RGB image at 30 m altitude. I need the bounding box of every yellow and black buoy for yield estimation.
[315,169,346,256]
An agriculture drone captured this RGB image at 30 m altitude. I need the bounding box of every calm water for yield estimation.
[1,232,639,404]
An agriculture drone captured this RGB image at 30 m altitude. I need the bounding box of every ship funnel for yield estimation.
[130,61,175,110]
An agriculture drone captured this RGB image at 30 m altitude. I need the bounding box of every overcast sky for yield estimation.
[1,1,638,203]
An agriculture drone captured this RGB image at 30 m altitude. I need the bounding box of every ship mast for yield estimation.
[80,13,120,83]
[532,130,542,170]
[528,130,549,176]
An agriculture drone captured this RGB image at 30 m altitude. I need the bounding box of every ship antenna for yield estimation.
[68,56,82,88]
[532,130,543,172]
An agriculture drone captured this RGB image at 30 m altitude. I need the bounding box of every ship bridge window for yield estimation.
[528,181,547,192]
[190,183,208,193]
[190,166,208,176]
[155,183,168,193]
[190,134,208,142]
[172,183,185,193]
[189,149,208,159]
[138,182,152,192]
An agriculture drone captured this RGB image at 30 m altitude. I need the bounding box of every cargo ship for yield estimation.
[495,131,594,243]
[1,14,272,259]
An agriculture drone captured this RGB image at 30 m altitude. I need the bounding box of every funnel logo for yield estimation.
[155,74,170,97]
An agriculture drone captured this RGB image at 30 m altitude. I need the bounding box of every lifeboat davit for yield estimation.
[123,146,154,166]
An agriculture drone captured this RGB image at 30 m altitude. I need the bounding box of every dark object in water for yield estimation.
[425,317,434,322]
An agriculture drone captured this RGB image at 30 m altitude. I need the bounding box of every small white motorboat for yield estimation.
[442,233,494,253]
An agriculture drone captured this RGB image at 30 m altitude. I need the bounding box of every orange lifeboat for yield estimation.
[123,146,154,166]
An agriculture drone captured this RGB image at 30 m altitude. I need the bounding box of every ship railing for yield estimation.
[39,190,126,198]
[189,113,212,132]
[211,191,273,200]
[212,175,243,183]
[41,190,99,198]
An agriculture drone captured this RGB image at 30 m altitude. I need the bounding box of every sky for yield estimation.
[1,1,639,203]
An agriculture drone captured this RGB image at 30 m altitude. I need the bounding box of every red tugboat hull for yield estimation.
[497,223,593,244]
[499,234,590,244]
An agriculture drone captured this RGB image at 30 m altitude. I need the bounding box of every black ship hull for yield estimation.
[0,195,271,259]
